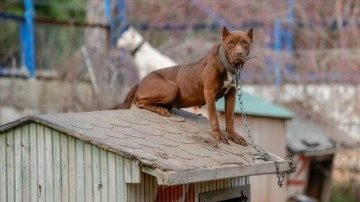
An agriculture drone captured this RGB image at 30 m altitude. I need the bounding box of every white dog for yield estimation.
[117,26,177,79]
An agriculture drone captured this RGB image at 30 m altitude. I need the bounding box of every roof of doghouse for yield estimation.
[287,117,337,156]
[216,92,293,119]
[285,103,358,156]
[0,109,291,185]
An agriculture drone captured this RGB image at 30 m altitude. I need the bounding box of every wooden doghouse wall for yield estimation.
[1,122,250,202]
[219,114,288,202]
[128,172,249,202]
[0,123,140,202]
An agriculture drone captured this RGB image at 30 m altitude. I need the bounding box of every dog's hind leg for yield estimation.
[135,79,178,117]
[136,104,171,116]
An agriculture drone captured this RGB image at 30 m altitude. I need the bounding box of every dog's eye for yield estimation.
[241,41,249,46]
[228,41,235,46]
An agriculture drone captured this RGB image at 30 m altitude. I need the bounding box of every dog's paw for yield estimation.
[212,131,228,144]
[156,108,170,117]
[229,133,247,146]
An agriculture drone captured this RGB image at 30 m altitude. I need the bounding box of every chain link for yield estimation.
[234,67,296,187]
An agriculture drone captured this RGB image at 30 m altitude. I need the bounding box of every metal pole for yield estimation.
[286,0,294,52]
[22,0,35,78]
[273,18,282,85]
[286,0,295,75]
[115,0,128,43]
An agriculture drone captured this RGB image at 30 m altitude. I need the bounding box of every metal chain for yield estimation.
[234,68,268,157]
[234,67,296,188]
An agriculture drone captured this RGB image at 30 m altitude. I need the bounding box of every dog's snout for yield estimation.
[236,51,245,57]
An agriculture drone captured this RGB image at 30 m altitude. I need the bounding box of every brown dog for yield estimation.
[120,27,253,146]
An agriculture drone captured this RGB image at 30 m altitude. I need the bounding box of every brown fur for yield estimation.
[120,27,253,145]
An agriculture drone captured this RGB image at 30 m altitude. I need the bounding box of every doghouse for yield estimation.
[285,104,356,202]
[0,108,292,202]
[217,92,293,202]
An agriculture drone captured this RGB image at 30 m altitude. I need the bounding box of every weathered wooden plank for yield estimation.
[144,159,291,185]
[219,179,224,190]
[115,155,126,202]
[68,136,76,202]
[37,124,46,202]
[29,123,38,202]
[44,127,54,202]
[21,125,30,202]
[127,184,134,202]
[108,152,116,202]
[131,160,141,183]
[144,174,149,202]
[60,132,69,202]
[76,139,85,202]
[150,174,157,202]
[135,183,140,202]
[91,145,101,202]
[124,158,132,183]
[84,143,93,202]
[52,130,61,202]
[193,183,198,202]
[6,129,15,202]
[100,149,109,202]
[124,158,141,184]
[0,131,7,202]
[14,127,22,202]
[140,173,145,202]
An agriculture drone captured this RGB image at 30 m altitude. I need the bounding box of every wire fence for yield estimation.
[0,0,359,84]
[0,20,21,70]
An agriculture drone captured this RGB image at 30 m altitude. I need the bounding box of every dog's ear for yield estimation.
[222,26,230,40]
[247,28,253,42]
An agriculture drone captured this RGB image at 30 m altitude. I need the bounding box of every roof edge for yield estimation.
[0,115,146,165]
[0,116,37,132]
[289,148,337,157]
[142,159,291,185]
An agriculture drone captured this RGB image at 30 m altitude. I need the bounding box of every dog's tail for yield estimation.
[119,84,138,109]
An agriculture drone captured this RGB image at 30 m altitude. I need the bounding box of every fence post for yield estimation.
[114,0,128,45]
[286,0,295,75]
[273,18,282,85]
[21,0,35,78]
[104,0,127,47]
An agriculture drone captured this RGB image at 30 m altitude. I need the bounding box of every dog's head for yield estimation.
[221,26,253,68]
[117,26,144,50]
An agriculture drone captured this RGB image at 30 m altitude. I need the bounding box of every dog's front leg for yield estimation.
[225,88,247,146]
[204,89,228,144]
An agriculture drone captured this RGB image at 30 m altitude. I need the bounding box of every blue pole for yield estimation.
[286,0,294,52]
[22,0,35,78]
[104,0,111,23]
[106,0,127,47]
[116,0,128,40]
[104,0,114,47]
[273,18,282,85]
[286,0,295,75]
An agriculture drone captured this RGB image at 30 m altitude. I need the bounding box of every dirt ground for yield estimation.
[333,148,360,183]
[331,147,360,201]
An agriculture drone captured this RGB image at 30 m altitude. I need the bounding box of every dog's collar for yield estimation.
[219,44,237,74]
[131,39,146,56]
[219,44,256,74]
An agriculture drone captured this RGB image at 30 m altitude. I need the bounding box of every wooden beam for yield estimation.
[142,159,291,186]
